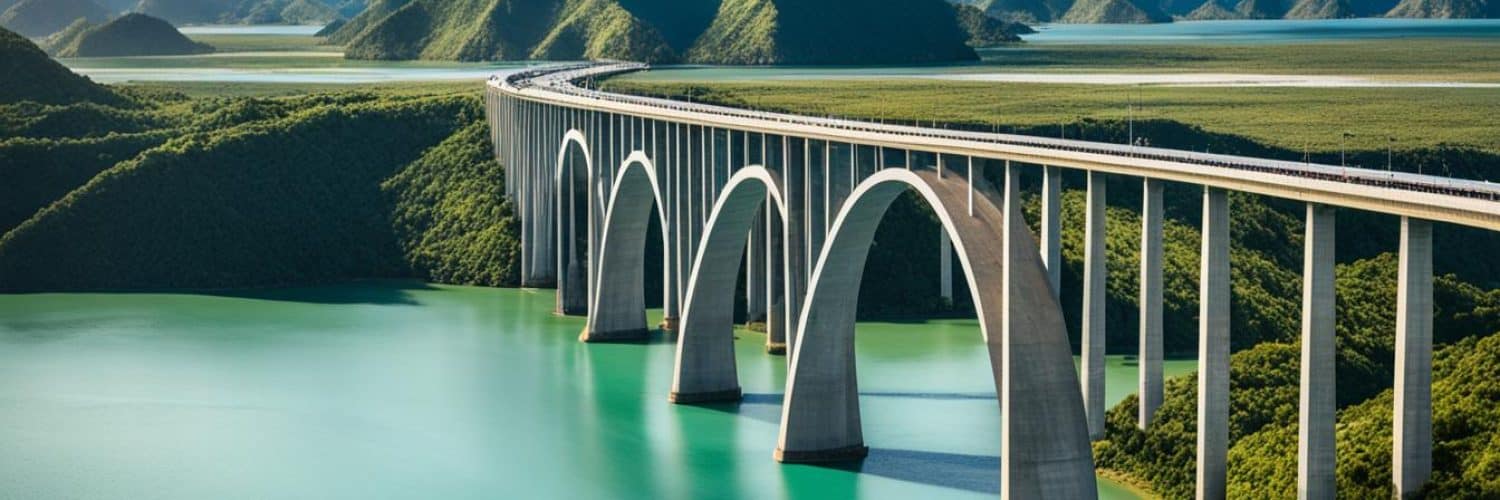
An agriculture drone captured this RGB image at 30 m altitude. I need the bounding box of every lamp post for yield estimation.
[1341,132,1354,167]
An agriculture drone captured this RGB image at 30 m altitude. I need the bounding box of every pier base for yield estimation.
[774,445,869,463]
[669,388,743,404]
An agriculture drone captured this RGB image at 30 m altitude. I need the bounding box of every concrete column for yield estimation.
[1298,203,1337,500]
[1042,165,1062,297]
[766,137,787,354]
[1198,187,1231,500]
[519,102,531,287]
[784,137,806,357]
[1139,178,1165,429]
[1394,217,1433,499]
[748,214,766,321]
[940,231,954,302]
[1081,171,1107,441]
[660,120,679,330]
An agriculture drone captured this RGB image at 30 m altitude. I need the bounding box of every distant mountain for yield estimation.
[1182,0,1242,17]
[1233,0,1290,17]
[0,27,123,105]
[1,0,110,38]
[1060,0,1172,22]
[314,17,343,36]
[134,0,342,25]
[952,0,1059,23]
[52,13,212,57]
[1285,0,1356,17]
[953,3,1031,46]
[39,17,95,54]
[330,0,364,17]
[337,0,985,65]
[1387,0,1497,17]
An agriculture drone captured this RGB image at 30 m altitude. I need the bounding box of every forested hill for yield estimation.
[51,13,213,57]
[0,27,124,106]
[331,0,1023,64]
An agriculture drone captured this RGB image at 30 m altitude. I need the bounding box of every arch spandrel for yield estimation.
[582,151,669,342]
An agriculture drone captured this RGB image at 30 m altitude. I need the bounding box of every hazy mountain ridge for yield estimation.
[133,0,347,25]
[335,0,996,64]
[51,13,211,57]
[0,0,110,38]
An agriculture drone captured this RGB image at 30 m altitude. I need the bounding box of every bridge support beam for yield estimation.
[1299,203,1337,500]
[1139,178,1165,429]
[1042,165,1062,297]
[1081,171,1107,441]
[1197,187,1231,500]
[940,231,954,302]
[767,196,787,355]
[747,216,766,323]
[1394,217,1433,499]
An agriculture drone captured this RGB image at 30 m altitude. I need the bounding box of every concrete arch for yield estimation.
[555,129,595,315]
[581,151,670,342]
[670,166,789,403]
[774,168,1096,498]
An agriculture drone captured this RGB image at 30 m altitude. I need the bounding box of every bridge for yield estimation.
[485,62,1500,499]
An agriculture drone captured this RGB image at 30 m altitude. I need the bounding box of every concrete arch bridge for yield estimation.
[486,62,1500,499]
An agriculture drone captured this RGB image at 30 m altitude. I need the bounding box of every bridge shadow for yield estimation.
[196,280,433,305]
[827,448,1000,495]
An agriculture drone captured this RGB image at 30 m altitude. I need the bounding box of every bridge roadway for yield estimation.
[486,62,1499,499]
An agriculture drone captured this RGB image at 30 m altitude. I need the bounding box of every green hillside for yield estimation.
[53,13,212,57]
[135,0,343,25]
[687,0,979,65]
[313,17,343,36]
[132,0,229,25]
[1059,0,1172,22]
[1234,0,1290,18]
[323,0,406,45]
[954,3,1030,46]
[0,27,123,106]
[338,0,984,65]
[0,0,109,38]
[953,0,1059,24]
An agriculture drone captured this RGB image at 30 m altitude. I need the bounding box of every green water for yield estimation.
[0,283,1193,499]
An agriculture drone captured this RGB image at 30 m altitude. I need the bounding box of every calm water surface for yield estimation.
[0,283,1192,499]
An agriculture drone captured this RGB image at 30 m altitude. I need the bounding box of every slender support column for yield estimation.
[1394,217,1433,499]
[1042,165,1062,297]
[784,137,806,357]
[939,231,954,302]
[766,136,787,354]
[1081,171,1107,441]
[747,215,766,321]
[1298,203,1337,500]
[1139,178,1165,429]
[1197,187,1231,500]
[661,121,679,330]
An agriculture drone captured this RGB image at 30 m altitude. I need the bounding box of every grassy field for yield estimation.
[975,39,1500,80]
[186,33,337,53]
[602,78,1500,155]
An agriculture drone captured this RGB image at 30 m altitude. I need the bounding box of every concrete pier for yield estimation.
[1139,178,1165,429]
[1081,171,1107,440]
[582,154,663,342]
[940,231,954,302]
[1394,217,1433,499]
[1298,203,1336,500]
[1042,165,1062,297]
[1197,187,1231,500]
[766,175,788,354]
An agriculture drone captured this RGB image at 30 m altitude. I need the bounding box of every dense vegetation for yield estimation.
[0,27,126,106]
[52,13,212,57]
[0,0,109,38]
[332,0,1006,64]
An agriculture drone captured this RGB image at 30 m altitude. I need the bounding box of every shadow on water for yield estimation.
[196,280,434,305]
[859,448,1000,495]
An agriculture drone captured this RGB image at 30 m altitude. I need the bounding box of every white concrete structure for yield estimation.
[487,62,1499,499]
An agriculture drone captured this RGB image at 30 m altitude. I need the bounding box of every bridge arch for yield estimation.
[670,166,789,403]
[555,129,595,315]
[774,168,1096,498]
[581,151,669,342]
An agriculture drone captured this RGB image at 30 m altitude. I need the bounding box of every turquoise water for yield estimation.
[0,283,1193,499]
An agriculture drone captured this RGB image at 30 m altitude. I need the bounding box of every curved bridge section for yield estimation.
[486,62,1500,499]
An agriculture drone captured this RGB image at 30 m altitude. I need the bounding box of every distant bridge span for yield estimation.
[486,62,1500,499]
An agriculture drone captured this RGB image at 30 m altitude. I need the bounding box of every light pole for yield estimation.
[1341,132,1354,167]
[1388,136,1396,172]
